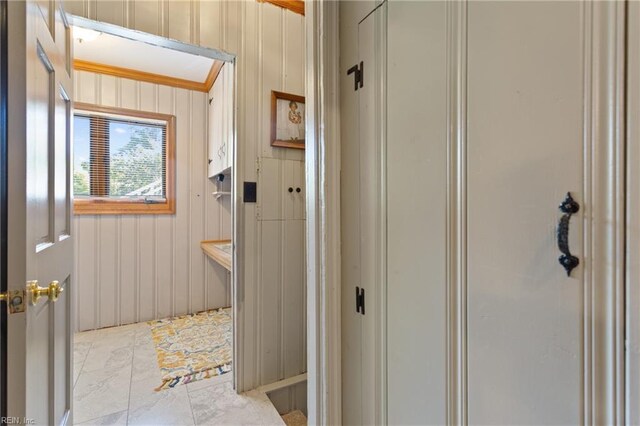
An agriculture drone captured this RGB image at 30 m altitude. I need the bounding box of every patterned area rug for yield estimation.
[148,307,232,391]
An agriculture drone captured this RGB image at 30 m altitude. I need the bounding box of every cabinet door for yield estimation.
[357,9,380,425]
[207,87,215,177]
[259,158,304,221]
[341,5,385,425]
[207,81,224,177]
[284,160,305,220]
[222,63,234,171]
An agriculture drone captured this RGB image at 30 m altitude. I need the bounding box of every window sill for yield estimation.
[73,198,176,215]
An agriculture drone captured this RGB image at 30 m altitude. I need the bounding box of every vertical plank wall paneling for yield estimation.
[65,0,307,392]
[73,70,232,331]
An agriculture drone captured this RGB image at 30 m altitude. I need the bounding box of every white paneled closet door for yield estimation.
[342,4,385,424]
[341,0,624,424]
[465,2,586,423]
[386,1,448,424]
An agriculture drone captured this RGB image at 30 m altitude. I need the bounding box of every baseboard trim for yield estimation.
[256,373,307,394]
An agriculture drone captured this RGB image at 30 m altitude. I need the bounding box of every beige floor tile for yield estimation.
[73,365,131,424]
[79,327,136,374]
[74,319,280,426]
[189,381,263,426]
[74,341,93,362]
[92,330,137,349]
[134,327,153,347]
[244,390,285,426]
[81,345,134,374]
[74,329,102,344]
[73,359,84,388]
[185,371,233,393]
[75,409,128,425]
[131,344,161,383]
[128,376,195,425]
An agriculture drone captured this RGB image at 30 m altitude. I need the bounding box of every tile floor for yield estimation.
[73,321,284,426]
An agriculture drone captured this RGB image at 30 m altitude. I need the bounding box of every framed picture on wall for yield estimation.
[271,90,305,150]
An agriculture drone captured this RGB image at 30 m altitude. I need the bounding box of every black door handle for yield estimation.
[288,187,293,193]
[557,192,579,276]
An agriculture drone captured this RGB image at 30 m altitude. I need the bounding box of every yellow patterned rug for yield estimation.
[148,307,232,391]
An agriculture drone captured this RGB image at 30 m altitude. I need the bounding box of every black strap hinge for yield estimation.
[356,286,365,315]
[347,61,364,91]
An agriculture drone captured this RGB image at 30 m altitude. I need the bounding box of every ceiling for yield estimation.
[73,29,216,83]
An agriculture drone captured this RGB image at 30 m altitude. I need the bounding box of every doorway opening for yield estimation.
[66,17,279,425]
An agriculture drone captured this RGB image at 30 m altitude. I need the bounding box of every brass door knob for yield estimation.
[27,280,64,305]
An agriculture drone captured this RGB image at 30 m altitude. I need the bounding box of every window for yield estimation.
[73,103,176,214]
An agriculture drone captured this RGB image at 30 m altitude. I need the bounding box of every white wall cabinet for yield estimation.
[258,158,305,221]
[340,1,624,424]
[208,63,234,177]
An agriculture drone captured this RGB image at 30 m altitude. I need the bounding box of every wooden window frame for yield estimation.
[73,102,176,215]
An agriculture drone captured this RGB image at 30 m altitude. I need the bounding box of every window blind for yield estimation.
[74,111,168,201]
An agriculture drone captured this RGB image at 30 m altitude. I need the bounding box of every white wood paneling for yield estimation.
[66,0,307,394]
[259,219,306,385]
[73,70,231,331]
[283,220,306,376]
[268,382,308,415]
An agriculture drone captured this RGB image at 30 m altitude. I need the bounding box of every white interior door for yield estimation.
[341,4,386,424]
[7,1,73,424]
[465,3,585,423]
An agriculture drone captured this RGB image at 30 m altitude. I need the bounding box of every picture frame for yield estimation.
[271,90,305,150]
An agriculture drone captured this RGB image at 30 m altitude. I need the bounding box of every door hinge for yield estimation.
[347,61,364,91]
[0,289,26,314]
[356,286,365,315]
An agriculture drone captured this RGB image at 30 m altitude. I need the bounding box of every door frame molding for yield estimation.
[627,2,640,424]
[6,0,27,417]
[305,1,342,424]
[445,1,468,423]
[0,0,8,419]
[585,2,626,422]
